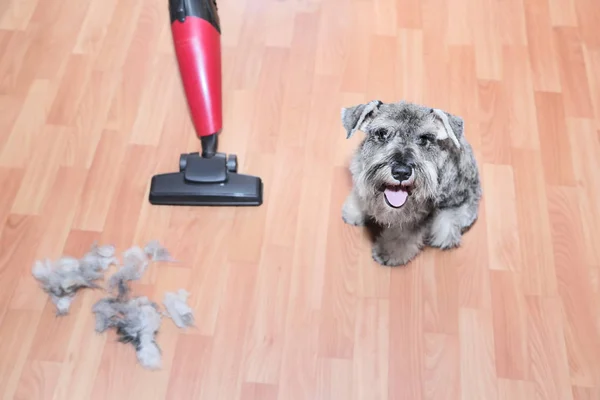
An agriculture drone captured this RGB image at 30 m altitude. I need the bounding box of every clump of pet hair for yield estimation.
[107,246,149,291]
[106,241,175,291]
[118,296,162,369]
[31,243,118,315]
[92,272,163,370]
[82,242,119,271]
[144,240,175,262]
[34,239,177,369]
[162,289,194,328]
[92,297,120,333]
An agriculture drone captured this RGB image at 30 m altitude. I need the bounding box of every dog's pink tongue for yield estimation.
[384,188,408,208]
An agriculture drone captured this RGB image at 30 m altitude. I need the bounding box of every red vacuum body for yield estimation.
[170,6,222,139]
[148,0,262,206]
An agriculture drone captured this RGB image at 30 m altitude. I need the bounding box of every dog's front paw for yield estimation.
[372,238,423,267]
[427,235,461,250]
[342,195,365,226]
[342,211,365,226]
[428,208,471,249]
[371,246,390,265]
[372,245,409,267]
[427,227,462,250]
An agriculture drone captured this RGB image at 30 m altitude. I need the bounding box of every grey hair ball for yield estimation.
[31,242,118,315]
[144,240,175,262]
[162,289,194,328]
[92,273,163,370]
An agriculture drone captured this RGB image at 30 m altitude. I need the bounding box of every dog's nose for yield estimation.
[391,164,412,182]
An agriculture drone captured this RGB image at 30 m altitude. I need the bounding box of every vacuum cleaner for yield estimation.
[149,0,263,206]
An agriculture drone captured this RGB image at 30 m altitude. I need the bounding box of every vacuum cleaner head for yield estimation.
[149,152,263,206]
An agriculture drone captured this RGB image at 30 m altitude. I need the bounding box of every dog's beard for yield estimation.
[355,159,439,225]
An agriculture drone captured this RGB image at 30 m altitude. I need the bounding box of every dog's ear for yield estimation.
[431,108,462,149]
[341,100,382,139]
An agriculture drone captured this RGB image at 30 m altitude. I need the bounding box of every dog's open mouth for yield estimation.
[383,185,411,208]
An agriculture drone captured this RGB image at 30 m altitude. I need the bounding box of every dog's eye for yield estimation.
[418,134,435,146]
[373,129,389,140]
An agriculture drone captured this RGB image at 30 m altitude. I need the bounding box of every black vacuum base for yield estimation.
[149,152,263,206]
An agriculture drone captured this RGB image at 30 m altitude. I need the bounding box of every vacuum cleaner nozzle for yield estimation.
[149,152,263,206]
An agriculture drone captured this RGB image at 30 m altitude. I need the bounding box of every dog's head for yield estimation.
[342,100,464,213]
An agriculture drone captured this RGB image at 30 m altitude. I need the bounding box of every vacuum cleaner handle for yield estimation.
[169,0,222,140]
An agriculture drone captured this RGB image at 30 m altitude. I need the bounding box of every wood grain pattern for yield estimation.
[1,0,599,398]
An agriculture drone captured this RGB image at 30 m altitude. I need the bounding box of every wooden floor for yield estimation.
[1,0,600,398]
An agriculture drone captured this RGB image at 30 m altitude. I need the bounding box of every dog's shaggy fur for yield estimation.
[341,100,482,266]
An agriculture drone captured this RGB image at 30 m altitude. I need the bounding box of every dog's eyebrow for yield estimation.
[419,132,436,140]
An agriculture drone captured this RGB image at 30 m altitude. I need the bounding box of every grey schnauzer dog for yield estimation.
[341,100,482,266]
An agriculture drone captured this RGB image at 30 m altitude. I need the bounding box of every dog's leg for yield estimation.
[372,226,425,267]
[427,202,478,249]
[342,189,367,226]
